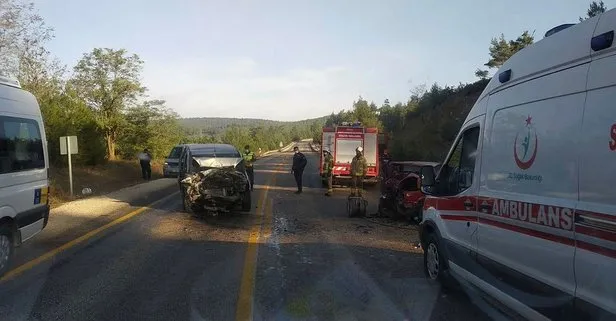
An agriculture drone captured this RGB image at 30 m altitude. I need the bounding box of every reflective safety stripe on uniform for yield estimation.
[243,152,255,167]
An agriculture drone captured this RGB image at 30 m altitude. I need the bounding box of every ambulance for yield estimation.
[320,122,379,184]
[418,10,616,321]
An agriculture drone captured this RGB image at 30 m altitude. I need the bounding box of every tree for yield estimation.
[350,97,382,128]
[118,100,182,159]
[474,69,489,80]
[580,1,607,21]
[70,48,146,160]
[484,31,534,69]
[0,0,53,76]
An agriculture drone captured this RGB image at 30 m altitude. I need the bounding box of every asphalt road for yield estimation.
[0,142,489,321]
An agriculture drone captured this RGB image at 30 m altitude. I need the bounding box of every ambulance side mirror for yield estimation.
[420,166,435,188]
[458,169,473,189]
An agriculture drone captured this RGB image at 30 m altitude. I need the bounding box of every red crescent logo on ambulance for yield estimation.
[513,115,538,170]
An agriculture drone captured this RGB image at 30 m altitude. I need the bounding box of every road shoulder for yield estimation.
[10,178,179,269]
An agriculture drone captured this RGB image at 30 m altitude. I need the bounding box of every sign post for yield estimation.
[60,136,79,197]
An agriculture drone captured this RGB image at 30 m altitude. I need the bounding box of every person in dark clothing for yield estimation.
[138,148,152,180]
[291,146,307,194]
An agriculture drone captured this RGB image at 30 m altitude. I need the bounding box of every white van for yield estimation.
[419,9,616,321]
[0,76,49,276]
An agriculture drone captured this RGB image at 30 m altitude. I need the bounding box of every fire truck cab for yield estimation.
[320,122,379,185]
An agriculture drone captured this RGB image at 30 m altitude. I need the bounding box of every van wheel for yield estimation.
[241,192,252,212]
[0,225,14,277]
[423,232,453,290]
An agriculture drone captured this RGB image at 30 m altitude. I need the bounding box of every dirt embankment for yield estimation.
[49,160,164,208]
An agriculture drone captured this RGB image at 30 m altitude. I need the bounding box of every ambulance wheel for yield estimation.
[0,225,14,277]
[423,232,452,290]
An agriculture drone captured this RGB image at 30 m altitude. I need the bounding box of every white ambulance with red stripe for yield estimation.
[320,122,379,184]
[418,11,616,321]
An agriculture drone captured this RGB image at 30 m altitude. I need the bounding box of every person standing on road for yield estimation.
[138,148,152,180]
[350,146,367,197]
[291,146,307,194]
[322,148,334,196]
[243,145,256,191]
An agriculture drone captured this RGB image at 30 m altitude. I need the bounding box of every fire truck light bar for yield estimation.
[340,121,362,127]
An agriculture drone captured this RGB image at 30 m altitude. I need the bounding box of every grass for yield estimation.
[48,160,164,208]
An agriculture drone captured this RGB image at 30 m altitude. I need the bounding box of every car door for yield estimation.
[178,146,189,187]
[423,118,483,273]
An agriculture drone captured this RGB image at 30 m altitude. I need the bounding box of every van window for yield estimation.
[0,116,45,174]
[438,127,480,195]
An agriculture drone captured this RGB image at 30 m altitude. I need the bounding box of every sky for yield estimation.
[32,0,614,121]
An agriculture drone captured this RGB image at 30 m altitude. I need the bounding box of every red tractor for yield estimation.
[378,161,440,223]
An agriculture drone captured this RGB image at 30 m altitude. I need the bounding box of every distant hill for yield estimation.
[179,116,328,136]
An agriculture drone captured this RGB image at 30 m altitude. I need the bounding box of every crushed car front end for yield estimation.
[181,156,251,214]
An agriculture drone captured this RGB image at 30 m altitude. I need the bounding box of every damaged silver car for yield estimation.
[177,144,252,215]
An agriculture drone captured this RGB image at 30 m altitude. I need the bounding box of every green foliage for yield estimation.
[580,1,607,21]
[323,79,490,162]
[484,31,534,69]
[117,100,183,160]
[324,97,383,129]
[180,116,326,152]
[70,48,146,160]
[0,0,54,76]
[474,69,489,80]
[388,80,489,161]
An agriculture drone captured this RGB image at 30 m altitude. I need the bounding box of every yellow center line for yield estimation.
[235,157,284,321]
[0,192,180,283]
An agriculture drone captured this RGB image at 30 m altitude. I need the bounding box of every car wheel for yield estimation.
[0,225,14,277]
[182,190,193,213]
[395,192,407,219]
[241,191,252,212]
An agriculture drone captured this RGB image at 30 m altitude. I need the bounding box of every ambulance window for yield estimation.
[439,126,480,195]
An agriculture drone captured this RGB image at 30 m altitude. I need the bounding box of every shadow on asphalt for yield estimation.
[0,235,488,321]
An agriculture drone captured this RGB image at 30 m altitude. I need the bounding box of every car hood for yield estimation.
[193,156,243,169]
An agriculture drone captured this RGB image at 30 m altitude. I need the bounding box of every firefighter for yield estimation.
[382,149,392,163]
[291,146,307,194]
[322,147,334,196]
[350,146,367,197]
[243,144,256,191]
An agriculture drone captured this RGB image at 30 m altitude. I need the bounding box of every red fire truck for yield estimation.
[320,122,379,185]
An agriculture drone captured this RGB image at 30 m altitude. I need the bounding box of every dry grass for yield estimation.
[48,160,164,208]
